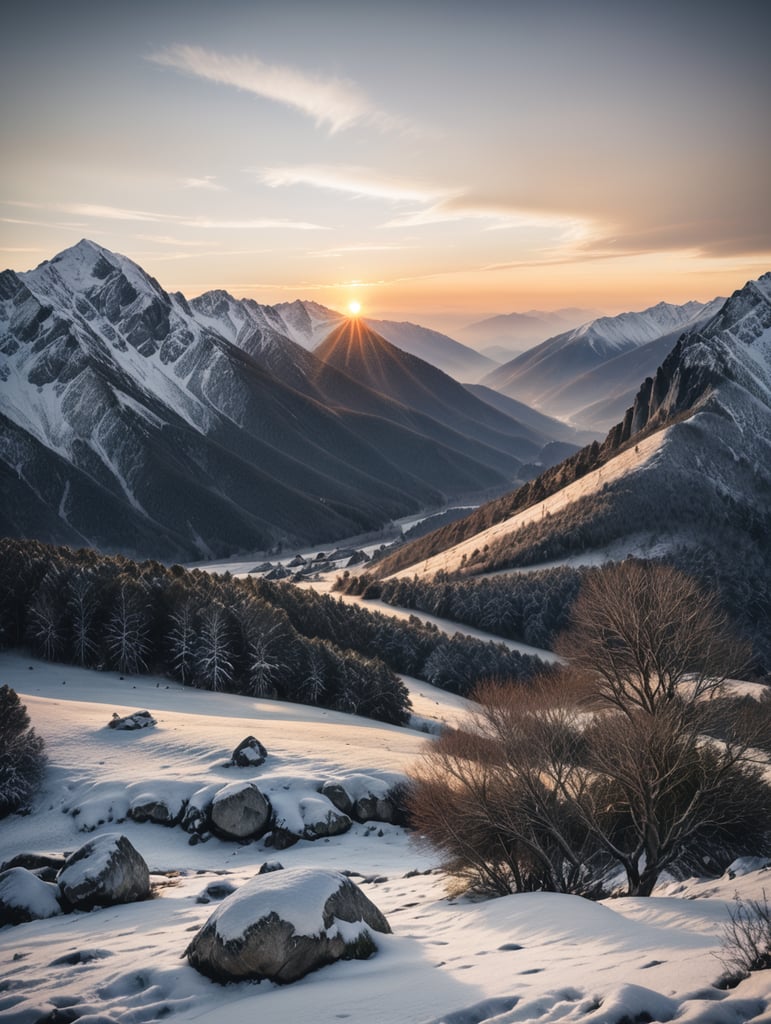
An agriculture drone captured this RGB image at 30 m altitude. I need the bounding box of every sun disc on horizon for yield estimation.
[348,300,362,316]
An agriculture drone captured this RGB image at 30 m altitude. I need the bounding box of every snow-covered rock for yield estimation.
[108,709,156,731]
[57,833,150,910]
[230,735,268,768]
[0,866,62,925]
[209,781,272,840]
[184,867,391,984]
[269,793,352,849]
[321,772,408,824]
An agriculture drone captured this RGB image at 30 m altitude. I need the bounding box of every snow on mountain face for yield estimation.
[568,299,723,356]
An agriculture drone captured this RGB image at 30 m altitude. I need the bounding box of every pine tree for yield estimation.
[0,686,47,818]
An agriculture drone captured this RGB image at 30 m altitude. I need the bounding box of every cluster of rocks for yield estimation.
[83,731,407,851]
[182,765,407,849]
[0,833,150,927]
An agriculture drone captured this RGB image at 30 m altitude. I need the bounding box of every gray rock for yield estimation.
[210,782,272,840]
[320,781,353,817]
[129,795,186,827]
[258,861,284,874]
[1,853,66,884]
[185,867,390,984]
[230,736,268,768]
[0,867,62,926]
[57,833,150,910]
[108,710,156,731]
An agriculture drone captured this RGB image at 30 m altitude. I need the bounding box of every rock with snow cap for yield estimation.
[209,781,272,840]
[185,866,390,983]
[230,736,268,768]
[57,833,150,910]
[0,867,62,926]
[108,710,156,731]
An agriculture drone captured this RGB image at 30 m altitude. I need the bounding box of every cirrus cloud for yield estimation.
[149,45,404,135]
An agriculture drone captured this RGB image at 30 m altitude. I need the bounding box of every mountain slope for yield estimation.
[188,291,544,470]
[0,242,522,559]
[481,299,724,424]
[315,318,544,464]
[272,299,496,381]
[371,274,771,662]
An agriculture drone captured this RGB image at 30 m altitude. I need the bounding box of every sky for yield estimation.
[2,0,770,333]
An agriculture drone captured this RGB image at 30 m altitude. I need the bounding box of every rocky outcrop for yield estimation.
[57,833,150,910]
[185,867,391,984]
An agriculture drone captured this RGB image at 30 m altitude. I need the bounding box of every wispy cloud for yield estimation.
[181,176,225,191]
[4,201,326,232]
[383,198,596,240]
[260,165,453,204]
[149,45,398,134]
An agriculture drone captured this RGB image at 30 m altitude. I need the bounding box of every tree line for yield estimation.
[0,538,409,725]
[338,566,583,650]
[0,539,550,722]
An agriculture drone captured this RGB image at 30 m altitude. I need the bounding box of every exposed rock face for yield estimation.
[57,833,150,910]
[108,710,156,731]
[209,782,272,840]
[185,867,391,984]
[0,866,62,925]
[230,736,268,768]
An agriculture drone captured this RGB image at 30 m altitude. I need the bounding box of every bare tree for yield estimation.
[104,579,151,675]
[410,563,769,899]
[555,561,748,716]
[167,599,197,684]
[26,570,66,661]
[66,571,99,667]
[195,603,234,692]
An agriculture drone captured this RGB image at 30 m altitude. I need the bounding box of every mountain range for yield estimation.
[0,241,571,560]
[457,308,601,360]
[481,299,725,431]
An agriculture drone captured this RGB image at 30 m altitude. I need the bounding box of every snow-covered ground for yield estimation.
[1,652,770,1024]
[387,428,671,580]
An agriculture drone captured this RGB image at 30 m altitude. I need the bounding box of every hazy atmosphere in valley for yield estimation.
[1,2,770,1023]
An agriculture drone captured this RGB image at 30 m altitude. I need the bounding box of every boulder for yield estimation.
[210,782,272,840]
[185,867,390,984]
[181,784,219,838]
[270,793,351,850]
[196,879,237,904]
[108,710,156,731]
[0,867,62,926]
[230,736,268,768]
[1,852,66,883]
[129,793,186,827]
[57,833,150,910]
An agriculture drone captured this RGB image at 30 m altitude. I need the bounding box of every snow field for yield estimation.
[0,652,769,1024]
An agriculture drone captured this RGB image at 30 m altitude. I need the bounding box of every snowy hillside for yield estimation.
[1,653,770,1024]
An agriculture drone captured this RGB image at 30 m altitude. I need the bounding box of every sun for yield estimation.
[347,300,362,316]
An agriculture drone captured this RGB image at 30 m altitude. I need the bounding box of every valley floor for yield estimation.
[1,653,770,1024]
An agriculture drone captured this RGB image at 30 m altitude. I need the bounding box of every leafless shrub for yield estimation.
[716,891,771,987]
